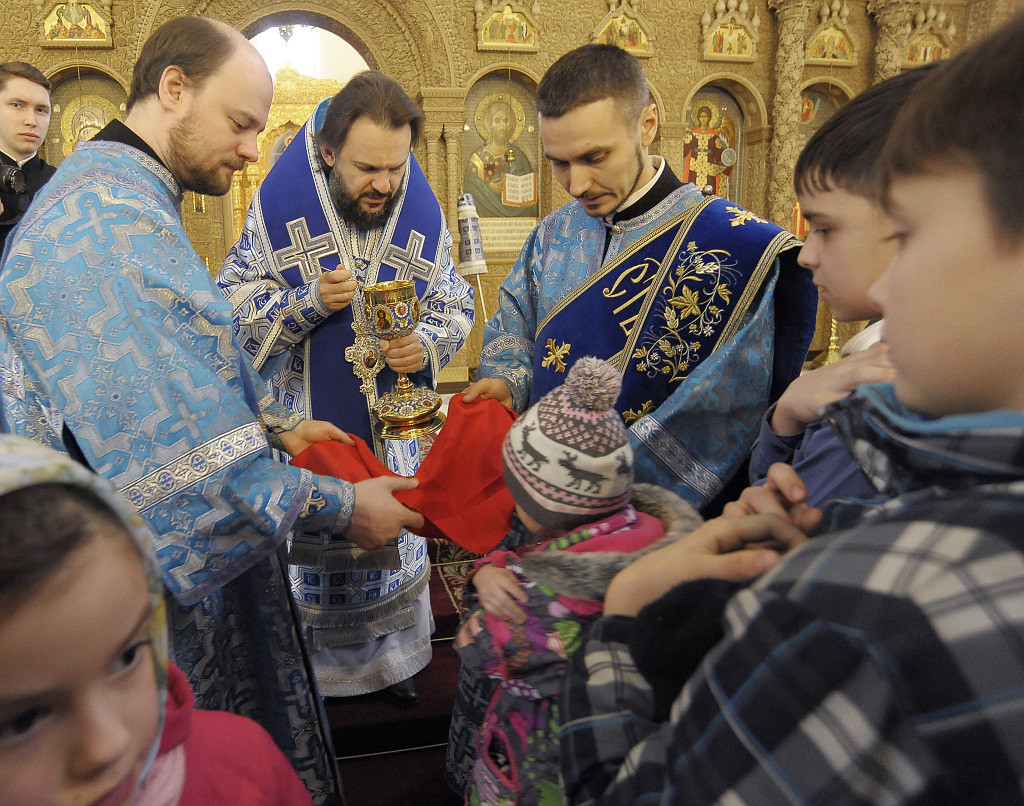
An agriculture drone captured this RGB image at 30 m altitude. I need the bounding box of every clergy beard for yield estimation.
[625,144,646,200]
[165,110,243,196]
[328,167,399,230]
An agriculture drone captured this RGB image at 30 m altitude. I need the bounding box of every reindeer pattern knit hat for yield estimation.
[502,356,633,532]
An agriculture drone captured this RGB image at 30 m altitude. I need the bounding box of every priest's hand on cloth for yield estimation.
[277,419,354,457]
[380,333,425,374]
[461,377,513,408]
[603,513,810,617]
[289,394,517,553]
[318,265,358,311]
[348,476,425,550]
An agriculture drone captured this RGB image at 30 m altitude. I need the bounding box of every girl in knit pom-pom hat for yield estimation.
[448,357,705,806]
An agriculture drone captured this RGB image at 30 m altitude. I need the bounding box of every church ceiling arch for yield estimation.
[245,11,379,72]
[47,60,129,92]
[466,63,542,90]
[645,81,667,152]
[128,0,198,64]
[795,79,850,150]
[210,0,463,90]
[799,76,855,106]
[646,82,667,124]
[44,67,128,167]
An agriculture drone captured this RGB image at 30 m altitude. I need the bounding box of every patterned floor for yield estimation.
[429,536,476,620]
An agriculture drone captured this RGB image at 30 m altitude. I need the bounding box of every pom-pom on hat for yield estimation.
[502,356,633,532]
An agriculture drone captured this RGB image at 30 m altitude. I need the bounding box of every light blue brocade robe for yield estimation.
[0,141,350,804]
[0,140,356,603]
[478,185,803,510]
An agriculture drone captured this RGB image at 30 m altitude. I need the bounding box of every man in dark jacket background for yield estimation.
[0,62,54,248]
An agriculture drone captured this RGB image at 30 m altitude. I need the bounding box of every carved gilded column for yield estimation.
[419,88,467,233]
[868,0,914,83]
[420,87,477,380]
[436,130,469,386]
[445,130,462,238]
[424,122,445,206]
[421,92,472,386]
[766,0,814,226]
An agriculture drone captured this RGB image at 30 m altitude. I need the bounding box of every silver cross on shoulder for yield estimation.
[273,218,339,282]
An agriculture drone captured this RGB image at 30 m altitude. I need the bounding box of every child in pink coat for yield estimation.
[453,358,702,805]
[0,435,312,806]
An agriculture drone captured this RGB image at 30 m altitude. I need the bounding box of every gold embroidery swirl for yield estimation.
[623,400,655,424]
[727,206,771,227]
[631,241,736,383]
[541,338,571,373]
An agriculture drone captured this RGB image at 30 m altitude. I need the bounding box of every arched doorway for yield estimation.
[224,25,370,245]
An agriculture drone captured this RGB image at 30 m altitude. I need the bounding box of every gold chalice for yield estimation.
[363,279,446,440]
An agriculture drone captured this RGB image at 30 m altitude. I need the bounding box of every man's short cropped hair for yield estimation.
[0,62,52,95]
[314,71,424,159]
[127,16,237,112]
[794,63,937,199]
[535,44,650,124]
[880,11,1024,242]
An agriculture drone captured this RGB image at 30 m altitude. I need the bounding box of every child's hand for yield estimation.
[474,565,529,623]
[722,462,822,534]
[770,342,894,435]
[604,513,809,617]
[461,377,513,407]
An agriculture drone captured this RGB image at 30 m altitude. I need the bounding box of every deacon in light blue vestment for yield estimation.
[218,98,475,695]
[478,158,816,511]
[0,138,348,806]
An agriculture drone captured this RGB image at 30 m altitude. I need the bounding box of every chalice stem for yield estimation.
[394,373,415,396]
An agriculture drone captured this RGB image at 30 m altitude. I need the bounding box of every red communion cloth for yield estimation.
[291,394,517,554]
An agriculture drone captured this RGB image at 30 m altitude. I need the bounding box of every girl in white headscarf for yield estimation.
[0,435,312,806]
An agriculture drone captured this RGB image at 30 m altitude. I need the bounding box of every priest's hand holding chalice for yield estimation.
[363,279,446,439]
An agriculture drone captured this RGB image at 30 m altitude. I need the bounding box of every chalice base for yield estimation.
[375,410,447,440]
[373,382,447,440]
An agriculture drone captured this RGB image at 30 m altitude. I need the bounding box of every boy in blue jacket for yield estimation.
[746,65,942,508]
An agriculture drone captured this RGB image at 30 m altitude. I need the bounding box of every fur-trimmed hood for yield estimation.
[519,483,703,601]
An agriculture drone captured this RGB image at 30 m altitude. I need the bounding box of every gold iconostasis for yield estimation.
[10,0,1010,367]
